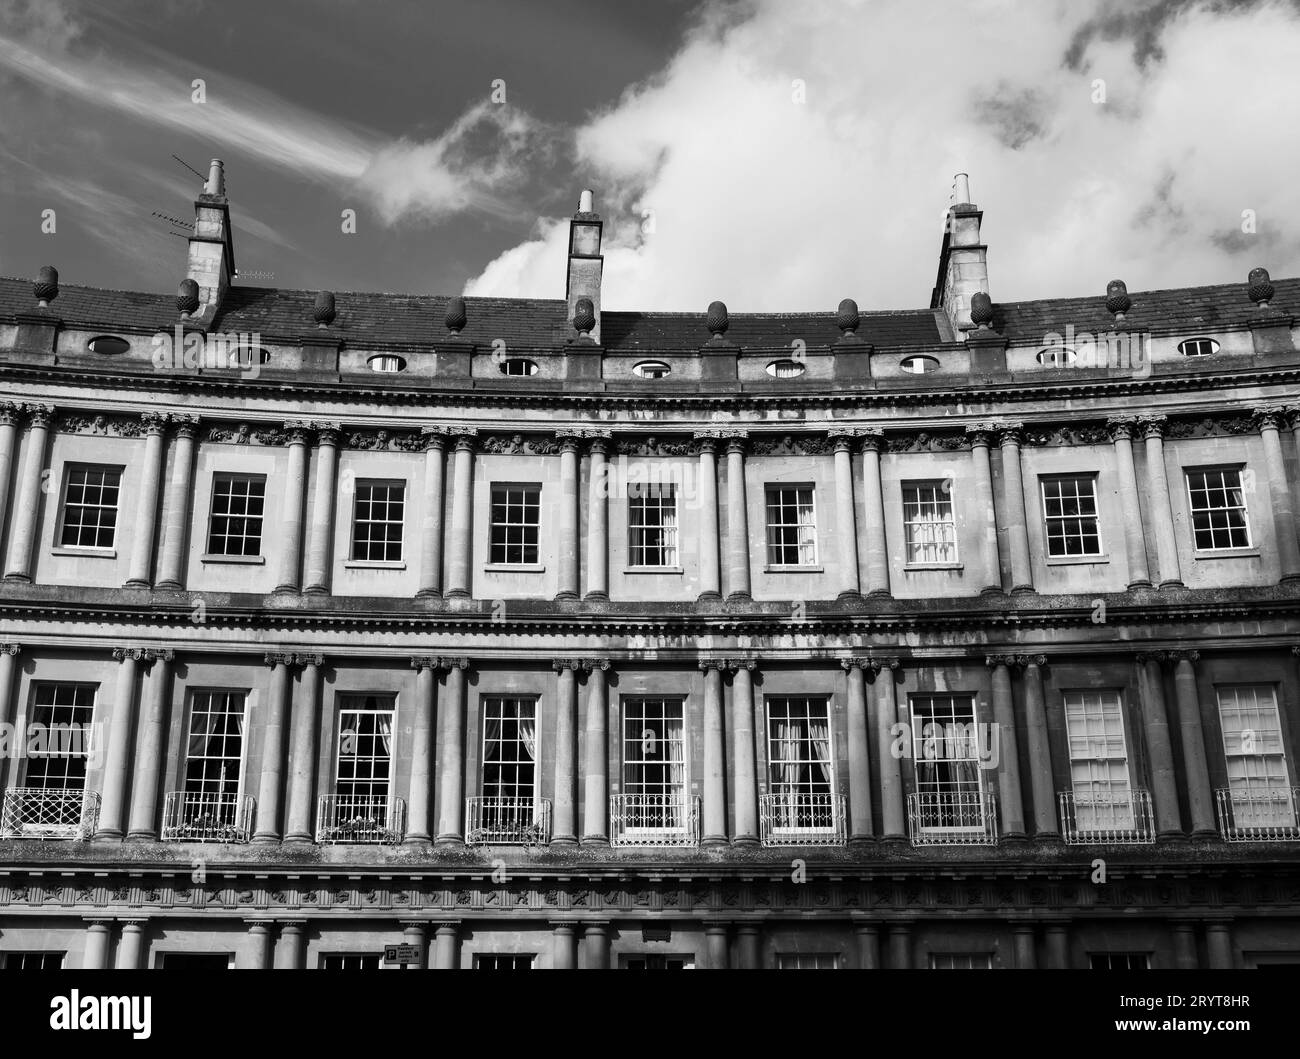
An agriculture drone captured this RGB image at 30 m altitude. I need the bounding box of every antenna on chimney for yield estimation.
[170,154,208,183]
[235,268,275,281]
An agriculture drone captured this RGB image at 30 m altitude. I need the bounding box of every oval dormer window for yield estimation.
[500,358,539,377]
[633,361,671,379]
[1036,347,1077,367]
[766,359,806,379]
[1178,337,1219,357]
[87,336,130,356]
[899,355,939,374]
[246,346,272,365]
[368,354,406,373]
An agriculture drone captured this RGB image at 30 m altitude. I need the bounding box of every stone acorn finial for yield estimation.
[837,298,860,336]
[970,291,994,328]
[312,290,336,328]
[176,278,200,317]
[33,265,58,307]
[1105,279,1131,319]
[573,297,596,336]
[444,296,467,334]
[706,300,729,338]
[1248,266,1275,308]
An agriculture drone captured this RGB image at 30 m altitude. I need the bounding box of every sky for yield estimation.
[1,0,1300,313]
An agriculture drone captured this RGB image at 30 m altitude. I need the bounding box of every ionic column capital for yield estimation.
[552,658,584,672]
[698,659,730,672]
[1134,650,1168,665]
[0,643,21,657]
[985,654,1020,669]
[264,651,297,668]
[1018,653,1048,668]
[436,656,470,671]
[1167,649,1201,664]
[111,647,148,663]
[143,648,175,664]
[411,655,438,671]
[294,653,324,668]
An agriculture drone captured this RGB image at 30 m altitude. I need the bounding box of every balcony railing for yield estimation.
[1215,786,1300,842]
[907,790,998,845]
[759,792,847,846]
[315,794,405,844]
[161,791,254,843]
[466,796,552,846]
[1058,789,1155,845]
[0,787,99,840]
[610,793,700,846]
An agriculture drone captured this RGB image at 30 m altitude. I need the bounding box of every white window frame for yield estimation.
[776,953,839,969]
[21,682,96,792]
[627,483,679,568]
[765,695,835,835]
[1040,474,1103,558]
[180,689,248,805]
[622,697,689,839]
[764,484,818,567]
[1217,685,1295,829]
[207,473,266,557]
[56,464,122,551]
[480,696,538,807]
[350,479,406,562]
[489,483,541,566]
[334,697,396,804]
[910,695,985,836]
[1185,466,1252,552]
[902,480,958,565]
[930,953,993,970]
[1064,690,1135,831]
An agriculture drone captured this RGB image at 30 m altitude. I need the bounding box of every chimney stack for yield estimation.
[184,158,236,321]
[930,172,990,340]
[566,188,604,344]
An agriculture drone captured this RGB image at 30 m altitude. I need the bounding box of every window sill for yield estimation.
[201,554,265,565]
[483,563,546,573]
[50,546,117,559]
[1191,548,1260,561]
[343,560,407,569]
[764,565,823,573]
[903,562,963,572]
[625,566,683,575]
[1044,553,1109,566]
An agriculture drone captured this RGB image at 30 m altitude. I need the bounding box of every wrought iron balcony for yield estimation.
[315,794,405,844]
[1215,786,1300,842]
[610,793,700,846]
[907,790,998,845]
[0,787,99,840]
[1058,789,1155,845]
[160,792,254,843]
[759,792,847,847]
[465,796,552,846]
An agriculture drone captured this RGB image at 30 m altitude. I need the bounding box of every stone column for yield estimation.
[965,423,1003,593]
[830,432,862,599]
[873,660,906,840]
[705,923,729,969]
[1170,651,1215,836]
[127,649,175,840]
[273,421,311,595]
[1108,417,1152,588]
[552,659,581,845]
[585,435,611,600]
[551,923,578,970]
[155,416,199,589]
[556,433,581,600]
[694,434,721,601]
[1172,923,1199,969]
[737,925,762,969]
[729,661,759,845]
[582,661,610,844]
[1138,415,1183,588]
[275,922,305,969]
[0,644,21,794]
[1255,408,1300,582]
[401,922,428,969]
[94,648,146,840]
[888,923,912,969]
[0,404,22,548]
[246,921,274,969]
[1205,921,1234,969]
[416,429,449,597]
[861,428,890,597]
[82,920,112,969]
[855,923,881,969]
[701,661,727,846]
[117,920,146,969]
[1045,923,1069,969]
[433,922,459,969]
[724,433,751,602]
[842,659,875,844]
[1021,655,1058,840]
[4,404,53,582]
[435,658,469,845]
[584,923,611,969]
[303,423,341,595]
[998,423,1033,594]
[1136,652,1183,836]
[252,652,295,844]
[986,655,1026,839]
[1013,926,1037,969]
[283,654,324,844]
[445,432,477,598]
[124,412,168,587]
[405,657,437,848]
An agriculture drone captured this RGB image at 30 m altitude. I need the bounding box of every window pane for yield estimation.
[59,466,122,548]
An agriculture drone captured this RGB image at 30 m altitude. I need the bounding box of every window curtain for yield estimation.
[809,719,832,791]
[773,721,801,827]
[666,716,685,827]
[518,707,537,805]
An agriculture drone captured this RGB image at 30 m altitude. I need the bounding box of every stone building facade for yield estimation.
[0,165,1299,969]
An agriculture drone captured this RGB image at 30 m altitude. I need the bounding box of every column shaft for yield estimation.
[1205,923,1233,969]
[1258,414,1300,581]
[125,417,166,586]
[585,925,610,970]
[252,657,292,843]
[968,430,1002,592]
[551,925,577,970]
[246,922,273,969]
[832,439,861,597]
[845,663,874,841]
[95,652,142,839]
[1022,660,1058,838]
[586,440,609,599]
[127,652,173,839]
[82,922,111,969]
[0,408,20,555]
[706,925,729,969]
[1139,657,1183,836]
[581,664,609,843]
[999,429,1033,593]
[156,421,198,589]
[274,427,310,593]
[874,670,906,839]
[696,440,721,600]
[1045,925,1069,969]
[556,440,580,599]
[284,658,322,843]
[990,660,1026,838]
[1172,924,1199,969]
[732,664,758,844]
[701,665,727,844]
[402,923,429,969]
[1013,927,1036,969]
[1173,656,1215,835]
[1110,421,1152,587]
[856,925,881,969]
[0,646,21,794]
[434,924,458,969]
[4,410,51,581]
[1142,422,1183,587]
[553,663,578,844]
[725,439,750,600]
[416,436,447,596]
[275,923,304,969]
[405,661,435,846]
[445,439,475,598]
[888,925,911,969]
[116,922,145,969]
[436,663,467,844]
[303,429,339,594]
[862,435,890,596]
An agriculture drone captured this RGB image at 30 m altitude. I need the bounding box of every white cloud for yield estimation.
[468,0,1300,311]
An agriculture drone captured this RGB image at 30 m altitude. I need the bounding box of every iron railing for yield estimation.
[759,792,847,846]
[315,794,405,844]
[1215,786,1300,842]
[161,791,255,843]
[0,787,99,840]
[907,790,998,845]
[465,797,552,846]
[1058,789,1155,845]
[610,793,700,846]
